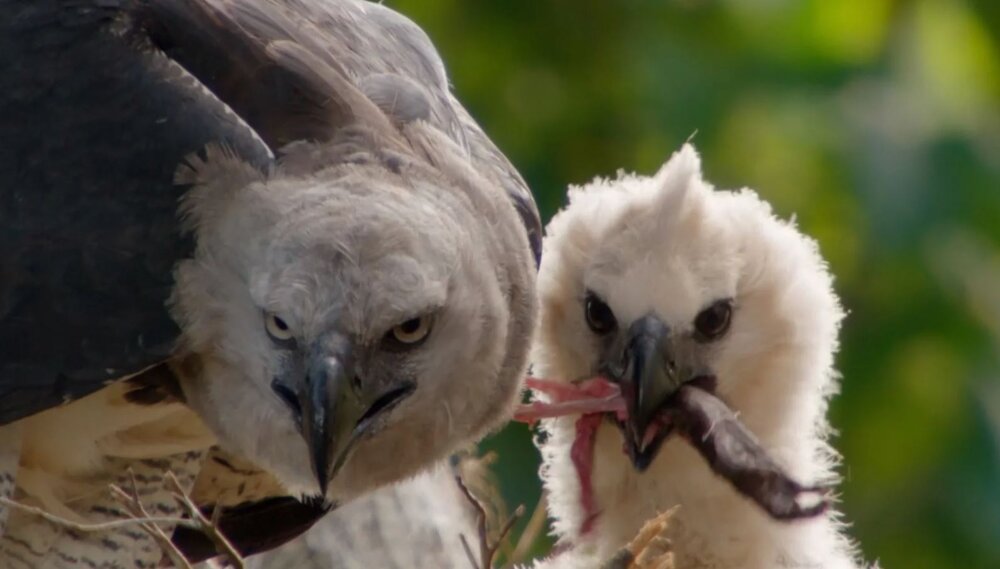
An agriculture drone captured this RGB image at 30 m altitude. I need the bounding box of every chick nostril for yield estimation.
[271,379,303,423]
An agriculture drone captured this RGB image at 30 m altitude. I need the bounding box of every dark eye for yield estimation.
[584,292,617,335]
[694,300,733,341]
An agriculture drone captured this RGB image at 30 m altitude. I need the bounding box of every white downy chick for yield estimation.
[528,144,865,569]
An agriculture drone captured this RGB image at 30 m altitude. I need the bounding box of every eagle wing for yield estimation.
[0,0,274,424]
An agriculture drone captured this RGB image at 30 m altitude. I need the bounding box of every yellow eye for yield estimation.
[390,316,432,346]
[265,313,294,341]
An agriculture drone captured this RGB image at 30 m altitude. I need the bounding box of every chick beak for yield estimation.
[616,314,684,470]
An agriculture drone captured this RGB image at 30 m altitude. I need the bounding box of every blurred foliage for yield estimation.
[388,1,1000,567]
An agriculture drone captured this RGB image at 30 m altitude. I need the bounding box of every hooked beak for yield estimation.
[605,314,689,471]
[275,334,415,496]
[302,340,358,497]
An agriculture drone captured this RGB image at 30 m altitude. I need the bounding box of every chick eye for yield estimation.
[694,299,733,341]
[584,292,617,335]
[387,316,433,348]
[265,313,294,342]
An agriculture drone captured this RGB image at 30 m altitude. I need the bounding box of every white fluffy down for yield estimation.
[533,145,866,568]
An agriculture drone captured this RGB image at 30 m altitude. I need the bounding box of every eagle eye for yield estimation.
[584,292,617,335]
[694,299,733,341]
[385,315,433,350]
[265,313,295,342]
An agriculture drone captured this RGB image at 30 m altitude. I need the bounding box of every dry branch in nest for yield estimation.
[0,470,245,569]
[600,509,675,569]
[455,473,525,569]
[108,471,194,569]
[162,471,245,568]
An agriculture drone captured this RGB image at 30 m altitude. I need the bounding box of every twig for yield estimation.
[164,471,245,569]
[0,496,190,533]
[108,471,193,569]
[510,494,549,563]
[495,505,525,555]
[455,475,489,569]
[0,469,247,569]
[460,533,480,569]
[0,473,196,568]
[455,474,525,569]
[600,509,675,569]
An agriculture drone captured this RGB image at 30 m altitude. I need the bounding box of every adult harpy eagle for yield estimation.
[0,0,540,563]
[523,145,865,568]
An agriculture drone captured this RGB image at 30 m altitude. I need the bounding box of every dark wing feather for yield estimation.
[262,0,545,264]
[143,0,543,260]
[345,1,544,265]
[135,0,361,149]
[172,496,332,562]
[0,0,273,424]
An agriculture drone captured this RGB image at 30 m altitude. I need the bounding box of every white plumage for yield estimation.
[531,144,865,568]
[245,465,479,569]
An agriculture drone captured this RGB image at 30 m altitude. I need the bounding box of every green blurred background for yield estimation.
[388,1,1000,567]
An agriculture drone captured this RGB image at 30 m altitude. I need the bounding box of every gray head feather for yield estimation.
[165,0,537,502]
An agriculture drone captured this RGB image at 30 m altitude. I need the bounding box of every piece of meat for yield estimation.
[516,377,830,524]
[573,413,603,536]
[514,377,626,424]
[669,385,830,519]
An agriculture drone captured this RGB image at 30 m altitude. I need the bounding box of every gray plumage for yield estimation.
[0,0,539,562]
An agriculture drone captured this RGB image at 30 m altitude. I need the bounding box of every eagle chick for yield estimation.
[530,145,864,569]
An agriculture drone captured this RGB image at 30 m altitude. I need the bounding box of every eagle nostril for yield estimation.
[271,378,303,424]
[356,382,416,430]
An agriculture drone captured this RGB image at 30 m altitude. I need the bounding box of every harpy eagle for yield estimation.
[521,145,866,568]
[0,0,540,564]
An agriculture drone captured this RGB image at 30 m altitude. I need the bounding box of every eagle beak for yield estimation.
[303,344,359,497]
[297,335,415,497]
[610,314,687,471]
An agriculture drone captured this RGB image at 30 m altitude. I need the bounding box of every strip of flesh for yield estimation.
[516,377,829,534]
